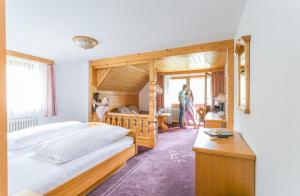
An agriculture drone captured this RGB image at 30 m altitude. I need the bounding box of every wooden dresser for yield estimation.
[193,129,256,196]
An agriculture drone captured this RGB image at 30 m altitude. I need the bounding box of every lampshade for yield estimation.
[73,36,98,49]
[215,93,226,103]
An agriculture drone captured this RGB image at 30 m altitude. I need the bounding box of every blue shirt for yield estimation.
[179,90,186,105]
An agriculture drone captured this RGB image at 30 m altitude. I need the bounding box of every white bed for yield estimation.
[8,121,135,196]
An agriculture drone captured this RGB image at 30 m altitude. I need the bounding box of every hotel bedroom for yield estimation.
[1,1,300,196]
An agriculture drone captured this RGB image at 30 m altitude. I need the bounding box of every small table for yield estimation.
[204,112,226,128]
[157,113,171,132]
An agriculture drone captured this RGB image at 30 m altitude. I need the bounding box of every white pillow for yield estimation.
[8,121,87,151]
[34,125,129,164]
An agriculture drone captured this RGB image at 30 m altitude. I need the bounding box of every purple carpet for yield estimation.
[89,127,197,196]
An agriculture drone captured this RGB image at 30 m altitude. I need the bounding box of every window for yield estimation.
[240,74,246,106]
[206,75,212,105]
[168,78,187,104]
[164,74,211,107]
[190,77,205,104]
[6,56,48,118]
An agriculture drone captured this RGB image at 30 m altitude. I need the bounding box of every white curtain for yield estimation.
[163,76,172,108]
[6,56,47,118]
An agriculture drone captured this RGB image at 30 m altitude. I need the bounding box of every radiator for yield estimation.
[164,107,189,124]
[164,107,179,124]
[8,117,37,132]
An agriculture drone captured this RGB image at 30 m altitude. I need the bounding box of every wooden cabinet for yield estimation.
[193,129,256,196]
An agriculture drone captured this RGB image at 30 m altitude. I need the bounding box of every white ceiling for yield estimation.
[6,0,246,62]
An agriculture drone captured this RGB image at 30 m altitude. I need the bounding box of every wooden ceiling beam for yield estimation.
[157,67,225,76]
[90,39,234,68]
[93,60,149,69]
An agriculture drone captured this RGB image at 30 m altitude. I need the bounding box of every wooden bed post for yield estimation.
[0,0,7,195]
[148,60,157,148]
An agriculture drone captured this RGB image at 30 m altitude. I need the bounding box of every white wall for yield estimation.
[139,82,149,112]
[234,1,300,195]
[43,60,89,124]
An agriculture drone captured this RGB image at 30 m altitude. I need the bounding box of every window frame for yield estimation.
[236,35,251,114]
[169,74,210,107]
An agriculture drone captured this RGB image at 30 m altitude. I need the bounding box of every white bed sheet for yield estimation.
[8,136,134,195]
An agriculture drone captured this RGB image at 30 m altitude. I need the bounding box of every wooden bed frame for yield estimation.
[42,127,137,196]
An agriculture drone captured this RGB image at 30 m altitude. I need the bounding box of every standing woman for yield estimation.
[185,89,197,129]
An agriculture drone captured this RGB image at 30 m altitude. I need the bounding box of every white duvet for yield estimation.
[33,125,129,164]
[8,121,87,152]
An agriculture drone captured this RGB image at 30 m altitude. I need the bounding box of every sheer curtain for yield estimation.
[164,76,172,108]
[6,56,48,118]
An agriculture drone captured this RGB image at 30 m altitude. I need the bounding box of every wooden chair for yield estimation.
[196,107,206,131]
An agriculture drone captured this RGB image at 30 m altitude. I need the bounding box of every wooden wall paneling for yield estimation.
[90,40,233,68]
[99,91,139,110]
[0,0,7,195]
[96,68,111,88]
[148,61,157,148]
[98,66,149,93]
[156,51,226,73]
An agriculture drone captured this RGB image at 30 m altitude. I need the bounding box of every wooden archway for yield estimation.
[89,39,234,148]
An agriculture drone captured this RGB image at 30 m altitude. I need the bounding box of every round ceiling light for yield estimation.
[72,36,98,49]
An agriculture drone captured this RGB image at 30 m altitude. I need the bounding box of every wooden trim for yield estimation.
[236,35,251,114]
[157,67,224,76]
[93,59,149,69]
[6,50,54,65]
[0,0,7,195]
[227,48,234,129]
[107,112,150,118]
[148,61,157,148]
[45,144,136,196]
[90,39,234,67]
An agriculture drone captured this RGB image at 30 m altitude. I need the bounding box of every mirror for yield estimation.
[236,35,250,114]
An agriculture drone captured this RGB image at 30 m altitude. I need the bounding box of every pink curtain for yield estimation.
[47,64,57,116]
[211,71,224,111]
